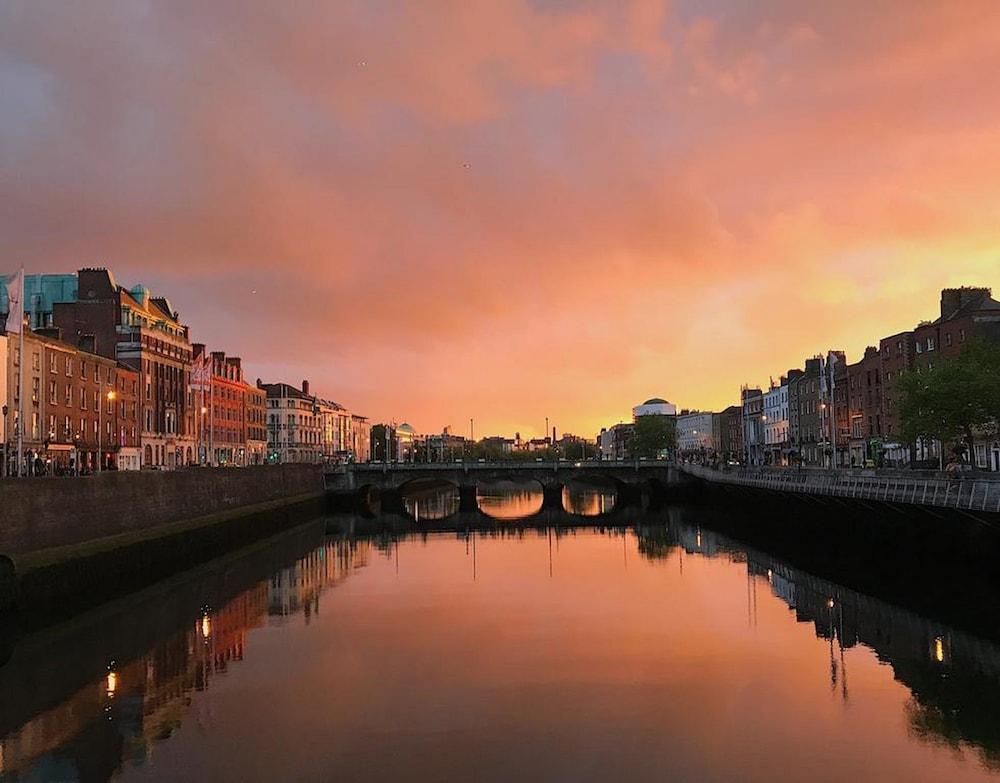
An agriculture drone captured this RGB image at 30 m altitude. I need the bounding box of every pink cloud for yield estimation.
[1,0,998,436]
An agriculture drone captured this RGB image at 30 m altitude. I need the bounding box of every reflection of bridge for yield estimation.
[325,461,683,515]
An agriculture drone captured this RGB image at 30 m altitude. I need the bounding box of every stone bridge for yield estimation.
[325,460,684,515]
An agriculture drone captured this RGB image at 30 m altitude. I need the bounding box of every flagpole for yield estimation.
[209,361,215,466]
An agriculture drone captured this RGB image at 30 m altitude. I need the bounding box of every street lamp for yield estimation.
[99,388,116,474]
[1,404,7,477]
[201,406,208,465]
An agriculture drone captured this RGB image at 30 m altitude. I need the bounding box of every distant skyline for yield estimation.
[2,2,998,438]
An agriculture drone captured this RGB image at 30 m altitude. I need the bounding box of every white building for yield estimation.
[261,380,323,463]
[763,380,790,465]
[633,397,677,419]
[677,412,716,453]
[350,414,370,463]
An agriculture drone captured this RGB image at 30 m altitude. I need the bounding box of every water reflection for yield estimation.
[3,516,1000,781]
[562,483,616,516]
[0,537,370,782]
[403,483,459,521]
[634,518,1000,771]
[477,481,543,519]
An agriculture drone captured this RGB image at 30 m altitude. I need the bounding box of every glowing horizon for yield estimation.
[2,2,998,439]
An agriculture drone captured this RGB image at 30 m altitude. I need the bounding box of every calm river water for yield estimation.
[2,484,1000,782]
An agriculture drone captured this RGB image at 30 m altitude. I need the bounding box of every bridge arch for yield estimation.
[397,477,461,521]
[476,477,546,519]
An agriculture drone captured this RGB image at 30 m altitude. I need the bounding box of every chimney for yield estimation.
[302,380,310,395]
[35,326,62,341]
[78,334,96,354]
[941,287,990,319]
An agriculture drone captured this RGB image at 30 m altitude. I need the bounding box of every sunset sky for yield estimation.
[2,1,998,439]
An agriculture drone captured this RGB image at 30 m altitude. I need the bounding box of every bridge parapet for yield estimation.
[680,464,1000,514]
[325,460,679,492]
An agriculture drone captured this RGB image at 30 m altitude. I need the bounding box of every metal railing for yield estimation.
[337,459,667,473]
[680,463,1000,514]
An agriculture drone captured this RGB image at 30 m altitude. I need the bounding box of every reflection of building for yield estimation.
[268,539,371,619]
[0,539,372,781]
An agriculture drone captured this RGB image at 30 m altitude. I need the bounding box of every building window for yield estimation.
[926,337,935,351]
[944,333,953,347]
[959,328,966,342]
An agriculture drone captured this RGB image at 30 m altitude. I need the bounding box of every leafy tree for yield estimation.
[898,339,1000,462]
[629,415,677,459]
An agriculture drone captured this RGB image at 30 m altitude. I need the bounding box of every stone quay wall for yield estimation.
[0,464,324,557]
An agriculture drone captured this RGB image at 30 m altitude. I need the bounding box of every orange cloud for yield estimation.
[1,0,998,438]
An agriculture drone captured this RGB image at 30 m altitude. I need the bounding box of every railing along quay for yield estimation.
[680,464,1000,515]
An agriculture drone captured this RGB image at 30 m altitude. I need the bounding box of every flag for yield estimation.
[4,268,23,334]
[191,352,211,390]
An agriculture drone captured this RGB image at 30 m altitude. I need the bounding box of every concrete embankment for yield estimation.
[0,465,327,617]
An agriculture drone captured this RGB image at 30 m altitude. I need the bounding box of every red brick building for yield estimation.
[17,329,121,473]
[193,345,250,466]
[847,346,883,467]
[53,268,196,469]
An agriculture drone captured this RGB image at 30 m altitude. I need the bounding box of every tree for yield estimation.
[898,339,1000,464]
[629,415,677,459]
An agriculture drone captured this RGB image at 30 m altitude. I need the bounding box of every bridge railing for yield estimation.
[339,459,670,472]
[679,464,1000,514]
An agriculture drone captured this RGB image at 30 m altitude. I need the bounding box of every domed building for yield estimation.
[632,398,677,419]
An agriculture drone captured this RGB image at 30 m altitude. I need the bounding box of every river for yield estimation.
[1,483,999,782]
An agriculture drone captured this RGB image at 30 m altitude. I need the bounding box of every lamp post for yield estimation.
[98,387,116,474]
[1,404,7,477]
[201,405,208,465]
